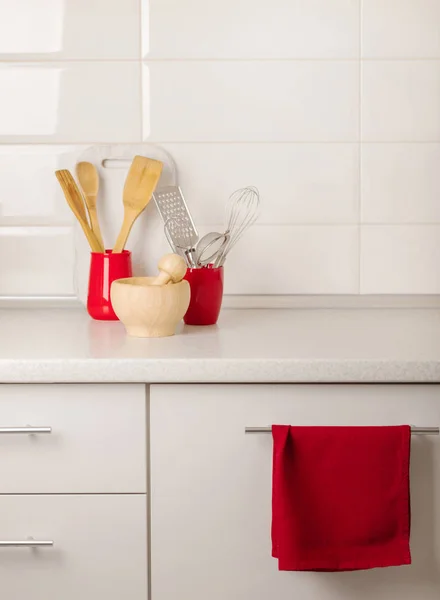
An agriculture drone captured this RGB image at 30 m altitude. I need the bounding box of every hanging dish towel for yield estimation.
[272,425,411,571]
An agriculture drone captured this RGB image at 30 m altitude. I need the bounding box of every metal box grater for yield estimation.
[152,185,199,249]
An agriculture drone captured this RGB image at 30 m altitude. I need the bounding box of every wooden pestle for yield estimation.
[150,254,188,286]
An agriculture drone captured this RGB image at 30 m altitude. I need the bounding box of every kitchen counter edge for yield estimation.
[1,358,439,384]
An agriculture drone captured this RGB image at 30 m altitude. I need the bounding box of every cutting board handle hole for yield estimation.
[101,158,132,169]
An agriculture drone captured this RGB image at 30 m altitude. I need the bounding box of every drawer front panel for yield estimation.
[151,383,440,600]
[0,384,146,493]
[0,494,147,600]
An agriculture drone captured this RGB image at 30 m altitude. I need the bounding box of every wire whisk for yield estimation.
[214,186,260,267]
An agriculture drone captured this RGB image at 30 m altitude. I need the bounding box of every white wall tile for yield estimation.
[361,144,440,223]
[0,63,141,143]
[362,0,440,58]
[209,225,359,294]
[0,146,88,225]
[0,0,140,59]
[362,61,440,141]
[1,1,438,299]
[0,227,75,295]
[361,226,440,293]
[162,143,359,224]
[146,0,359,59]
[144,62,359,142]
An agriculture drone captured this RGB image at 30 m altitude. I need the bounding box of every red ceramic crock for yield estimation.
[87,250,132,321]
[183,265,224,326]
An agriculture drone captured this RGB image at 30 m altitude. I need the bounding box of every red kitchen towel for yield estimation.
[272,425,411,571]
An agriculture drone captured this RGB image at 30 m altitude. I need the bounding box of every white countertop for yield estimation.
[0,307,440,383]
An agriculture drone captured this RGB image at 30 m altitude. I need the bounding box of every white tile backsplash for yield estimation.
[0,227,75,295]
[362,0,440,59]
[0,63,141,143]
[361,144,440,224]
[218,225,359,295]
[0,146,85,224]
[0,0,140,59]
[1,1,439,298]
[361,61,440,142]
[161,143,359,225]
[144,61,359,142]
[361,226,440,294]
[146,0,360,59]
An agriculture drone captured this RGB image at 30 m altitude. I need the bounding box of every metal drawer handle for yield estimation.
[0,427,52,434]
[0,540,54,547]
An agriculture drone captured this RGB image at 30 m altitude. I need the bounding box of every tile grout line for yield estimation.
[1,141,439,146]
[141,10,150,598]
[138,0,144,142]
[4,223,440,229]
[0,58,439,63]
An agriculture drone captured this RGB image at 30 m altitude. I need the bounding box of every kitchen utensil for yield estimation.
[215,186,260,267]
[55,169,102,252]
[74,144,177,306]
[194,231,229,267]
[76,161,104,252]
[163,218,177,253]
[113,155,163,253]
[164,218,197,267]
[150,254,187,286]
[111,254,190,338]
[184,265,224,326]
[153,186,199,262]
[87,250,132,321]
[164,222,228,268]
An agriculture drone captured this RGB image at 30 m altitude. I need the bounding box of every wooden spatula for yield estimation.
[113,156,163,253]
[55,169,102,252]
[76,161,104,251]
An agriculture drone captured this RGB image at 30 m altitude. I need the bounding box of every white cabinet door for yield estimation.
[150,384,440,600]
[0,384,146,493]
[0,494,147,600]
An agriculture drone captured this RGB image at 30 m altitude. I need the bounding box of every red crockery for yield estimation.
[87,250,132,321]
[183,265,224,326]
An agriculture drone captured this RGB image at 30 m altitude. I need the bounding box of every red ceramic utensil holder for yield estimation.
[87,250,132,321]
[184,265,224,326]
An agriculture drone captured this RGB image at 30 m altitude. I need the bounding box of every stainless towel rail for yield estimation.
[245,426,439,435]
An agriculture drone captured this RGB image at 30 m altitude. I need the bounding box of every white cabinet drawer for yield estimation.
[0,494,147,600]
[0,384,146,493]
[151,384,440,600]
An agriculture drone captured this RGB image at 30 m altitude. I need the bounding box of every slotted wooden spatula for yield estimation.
[76,161,104,251]
[113,155,163,253]
[55,169,102,252]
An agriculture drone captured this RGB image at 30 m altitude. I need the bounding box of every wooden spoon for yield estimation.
[76,161,104,251]
[55,170,102,252]
[113,156,163,253]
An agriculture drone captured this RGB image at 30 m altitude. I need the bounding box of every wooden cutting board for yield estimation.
[73,144,177,304]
